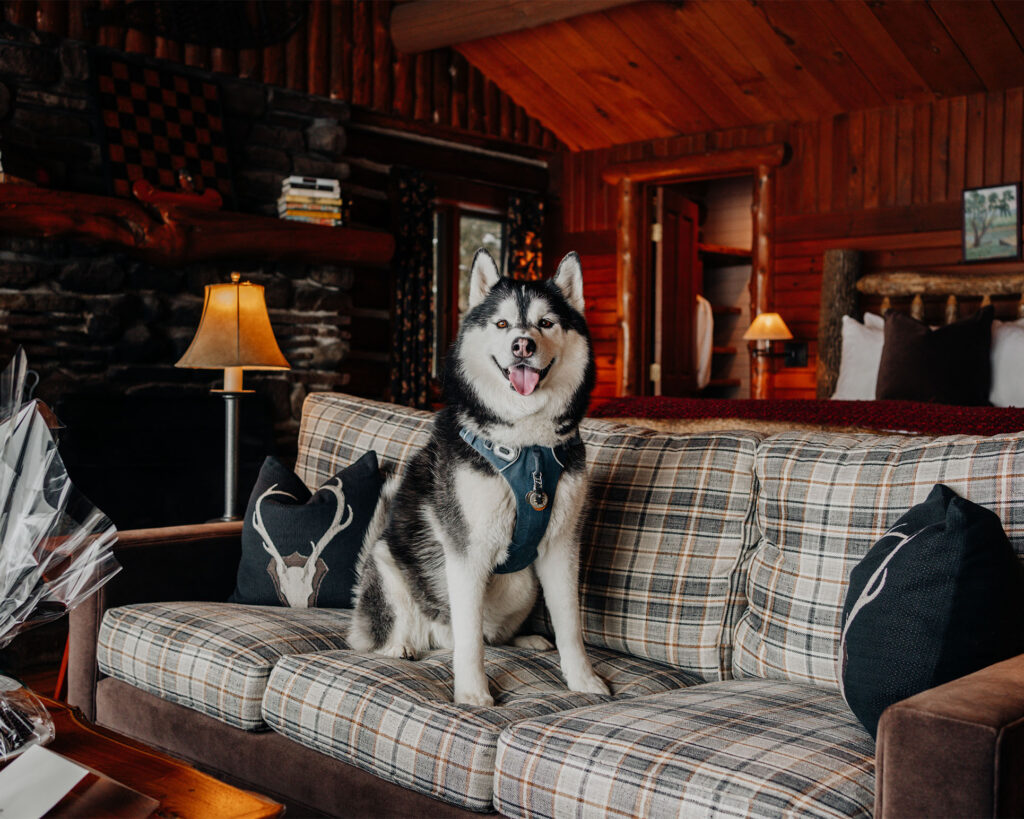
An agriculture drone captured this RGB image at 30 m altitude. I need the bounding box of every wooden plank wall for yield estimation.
[12,0,559,150]
[558,87,1024,399]
[558,231,620,399]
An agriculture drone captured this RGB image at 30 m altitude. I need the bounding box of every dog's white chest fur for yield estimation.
[450,465,516,567]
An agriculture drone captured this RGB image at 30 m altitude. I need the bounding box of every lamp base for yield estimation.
[215,391,247,523]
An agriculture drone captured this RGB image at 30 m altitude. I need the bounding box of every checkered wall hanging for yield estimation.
[93,51,234,204]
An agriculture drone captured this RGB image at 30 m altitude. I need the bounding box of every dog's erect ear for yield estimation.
[468,248,501,308]
[553,251,584,313]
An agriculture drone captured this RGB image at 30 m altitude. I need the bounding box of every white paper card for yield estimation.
[0,744,87,819]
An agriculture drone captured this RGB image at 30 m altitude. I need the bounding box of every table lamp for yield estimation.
[742,311,793,356]
[176,273,289,521]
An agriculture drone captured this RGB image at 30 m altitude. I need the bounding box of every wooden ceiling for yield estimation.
[456,0,1024,151]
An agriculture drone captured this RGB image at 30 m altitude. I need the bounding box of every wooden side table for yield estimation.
[5,696,283,818]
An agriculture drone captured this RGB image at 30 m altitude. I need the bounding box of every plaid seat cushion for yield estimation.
[97,602,351,730]
[261,645,701,812]
[295,392,432,489]
[734,431,1024,689]
[530,419,762,679]
[494,679,875,819]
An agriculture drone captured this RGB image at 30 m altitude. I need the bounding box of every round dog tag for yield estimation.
[528,490,549,511]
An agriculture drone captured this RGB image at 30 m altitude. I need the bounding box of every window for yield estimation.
[432,204,506,376]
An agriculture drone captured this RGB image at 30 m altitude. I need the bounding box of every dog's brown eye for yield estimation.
[539,319,554,329]
[496,320,508,329]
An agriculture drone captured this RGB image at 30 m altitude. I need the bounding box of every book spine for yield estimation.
[279,214,341,226]
[282,175,340,190]
[280,185,341,199]
[279,208,343,219]
[278,198,342,210]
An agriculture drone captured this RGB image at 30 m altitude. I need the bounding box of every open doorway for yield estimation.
[648,176,753,398]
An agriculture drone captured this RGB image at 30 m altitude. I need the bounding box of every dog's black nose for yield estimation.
[511,337,536,358]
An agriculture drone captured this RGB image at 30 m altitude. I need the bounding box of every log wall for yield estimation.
[0,22,552,528]
[557,88,1024,398]
[9,0,560,151]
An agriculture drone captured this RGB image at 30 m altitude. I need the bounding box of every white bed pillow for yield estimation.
[990,319,1024,406]
[831,313,885,400]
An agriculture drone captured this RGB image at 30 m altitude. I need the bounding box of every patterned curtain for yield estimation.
[506,194,544,280]
[389,168,436,409]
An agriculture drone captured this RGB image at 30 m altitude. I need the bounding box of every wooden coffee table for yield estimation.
[8,696,283,818]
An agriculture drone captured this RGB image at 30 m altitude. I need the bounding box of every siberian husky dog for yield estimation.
[349,249,609,706]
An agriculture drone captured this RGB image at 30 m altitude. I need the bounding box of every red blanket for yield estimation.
[589,397,1024,437]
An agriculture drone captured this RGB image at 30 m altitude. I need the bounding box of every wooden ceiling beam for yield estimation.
[390,0,644,54]
[602,143,789,185]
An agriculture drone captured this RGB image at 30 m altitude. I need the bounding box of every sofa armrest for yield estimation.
[875,653,1024,818]
[68,522,243,721]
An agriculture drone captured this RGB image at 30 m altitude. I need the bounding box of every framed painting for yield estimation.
[962,183,1020,262]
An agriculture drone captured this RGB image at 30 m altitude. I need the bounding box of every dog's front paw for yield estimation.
[455,687,494,707]
[378,642,417,660]
[567,671,611,696]
[511,634,554,651]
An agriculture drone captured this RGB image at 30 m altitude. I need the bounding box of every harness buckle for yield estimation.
[492,443,519,462]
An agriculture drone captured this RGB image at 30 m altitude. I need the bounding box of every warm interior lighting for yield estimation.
[176,272,289,391]
[176,273,290,521]
[742,312,793,342]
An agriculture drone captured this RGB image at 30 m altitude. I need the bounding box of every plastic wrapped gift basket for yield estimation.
[0,349,120,760]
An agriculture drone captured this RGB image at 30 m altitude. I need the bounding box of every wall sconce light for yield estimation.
[743,312,807,367]
[176,273,290,521]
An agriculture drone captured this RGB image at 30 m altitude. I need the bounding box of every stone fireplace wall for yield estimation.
[0,26,390,527]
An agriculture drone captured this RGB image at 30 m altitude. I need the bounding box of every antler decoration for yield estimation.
[307,479,354,566]
[252,480,352,608]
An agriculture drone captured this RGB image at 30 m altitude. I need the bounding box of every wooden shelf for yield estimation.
[699,243,752,265]
[0,185,395,268]
[711,305,743,316]
[711,345,737,355]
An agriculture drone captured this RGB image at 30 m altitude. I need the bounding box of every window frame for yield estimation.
[432,198,507,379]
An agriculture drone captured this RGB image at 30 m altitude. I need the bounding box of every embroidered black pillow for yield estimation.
[839,483,1024,738]
[875,306,993,404]
[229,451,383,608]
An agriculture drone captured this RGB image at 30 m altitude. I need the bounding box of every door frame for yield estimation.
[602,143,788,397]
[651,186,702,396]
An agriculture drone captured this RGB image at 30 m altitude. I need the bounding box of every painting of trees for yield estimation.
[963,184,1020,261]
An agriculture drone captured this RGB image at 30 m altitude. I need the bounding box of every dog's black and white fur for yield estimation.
[349,249,609,705]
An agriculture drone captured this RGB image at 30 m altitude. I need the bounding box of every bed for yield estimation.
[589,250,1024,435]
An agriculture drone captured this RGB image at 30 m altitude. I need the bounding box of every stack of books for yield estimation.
[278,176,344,226]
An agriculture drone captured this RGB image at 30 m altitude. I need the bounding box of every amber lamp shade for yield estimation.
[176,273,289,391]
[742,312,793,342]
[176,273,289,521]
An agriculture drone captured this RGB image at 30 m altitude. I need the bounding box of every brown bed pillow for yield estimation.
[875,306,993,405]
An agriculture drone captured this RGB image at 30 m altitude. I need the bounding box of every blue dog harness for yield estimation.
[458,427,580,574]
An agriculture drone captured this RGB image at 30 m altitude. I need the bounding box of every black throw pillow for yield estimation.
[875,305,993,404]
[839,483,1024,738]
[229,451,384,608]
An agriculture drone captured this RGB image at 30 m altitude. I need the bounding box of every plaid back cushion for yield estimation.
[734,430,1024,689]
[296,395,762,679]
[295,392,432,489]
[530,420,762,679]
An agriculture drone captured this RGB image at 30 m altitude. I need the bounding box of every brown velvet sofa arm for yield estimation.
[875,653,1024,819]
[68,522,243,721]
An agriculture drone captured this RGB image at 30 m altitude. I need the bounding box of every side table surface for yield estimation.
[8,696,283,819]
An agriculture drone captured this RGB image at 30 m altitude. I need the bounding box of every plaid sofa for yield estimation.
[74,392,1024,818]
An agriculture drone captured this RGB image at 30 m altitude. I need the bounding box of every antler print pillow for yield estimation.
[230,451,384,608]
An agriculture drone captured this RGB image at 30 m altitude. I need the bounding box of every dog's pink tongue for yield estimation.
[510,366,540,396]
